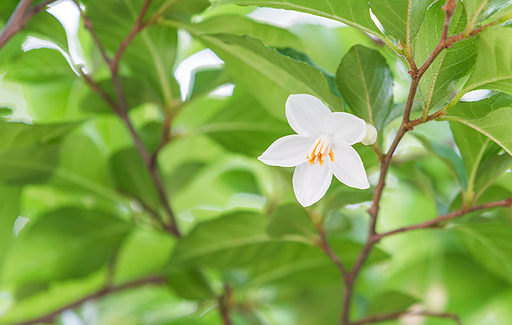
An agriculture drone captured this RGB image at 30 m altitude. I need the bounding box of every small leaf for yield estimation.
[367,291,419,315]
[190,68,232,100]
[370,0,434,42]
[108,147,161,210]
[267,203,316,240]
[167,269,214,300]
[474,153,512,200]
[416,1,477,109]
[464,0,512,23]
[336,45,393,132]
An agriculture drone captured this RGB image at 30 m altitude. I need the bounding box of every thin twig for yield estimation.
[349,310,462,325]
[375,197,512,240]
[150,113,173,168]
[0,0,57,50]
[110,0,153,73]
[77,1,181,237]
[340,1,458,324]
[7,276,166,325]
[317,224,350,281]
[218,283,233,325]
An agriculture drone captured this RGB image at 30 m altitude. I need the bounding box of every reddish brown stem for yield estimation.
[0,0,57,50]
[218,284,233,325]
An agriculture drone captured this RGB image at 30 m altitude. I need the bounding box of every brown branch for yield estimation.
[110,0,153,74]
[78,9,111,65]
[349,310,462,325]
[80,68,119,110]
[0,0,57,50]
[340,1,458,324]
[218,283,233,325]
[150,112,173,168]
[8,276,166,325]
[316,224,350,281]
[375,197,512,240]
[77,1,181,238]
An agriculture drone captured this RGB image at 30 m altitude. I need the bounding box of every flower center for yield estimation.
[306,135,334,166]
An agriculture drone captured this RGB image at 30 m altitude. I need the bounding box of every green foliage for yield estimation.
[2,0,512,324]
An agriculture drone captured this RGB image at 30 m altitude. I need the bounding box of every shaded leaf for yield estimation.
[367,291,419,315]
[167,269,214,300]
[267,203,316,240]
[336,45,393,131]
[0,185,21,271]
[1,207,133,286]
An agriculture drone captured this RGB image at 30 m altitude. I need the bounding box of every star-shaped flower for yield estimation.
[258,94,370,207]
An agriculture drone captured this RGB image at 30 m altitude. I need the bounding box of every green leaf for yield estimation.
[0,107,13,117]
[87,0,180,105]
[190,68,232,100]
[464,0,512,23]
[80,77,161,114]
[213,0,383,37]
[173,31,344,118]
[267,203,316,240]
[108,147,161,210]
[1,207,133,286]
[0,144,60,184]
[199,87,292,156]
[336,45,394,131]
[458,28,512,98]
[456,222,512,284]
[0,185,21,271]
[449,92,512,118]
[366,291,419,315]
[416,1,477,109]
[154,0,211,18]
[186,15,303,49]
[473,153,512,200]
[448,108,512,156]
[370,0,434,42]
[167,268,214,300]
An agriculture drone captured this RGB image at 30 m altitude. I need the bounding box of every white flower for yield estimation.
[258,94,370,207]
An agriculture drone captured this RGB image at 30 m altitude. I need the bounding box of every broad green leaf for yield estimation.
[168,27,345,118]
[114,229,175,283]
[220,169,261,195]
[199,87,292,156]
[324,185,374,211]
[189,68,232,100]
[167,162,206,195]
[0,144,60,184]
[153,0,210,18]
[370,0,434,42]
[267,203,316,240]
[213,0,383,37]
[186,15,303,49]
[449,92,512,118]
[169,211,387,287]
[0,271,106,325]
[1,207,133,286]
[0,185,21,271]
[336,45,393,131]
[167,268,214,300]
[448,108,512,156]
[473,153,512,200]
[87,0,180,105]
[464,0,512,23]
[416,1,477,109]
[459,28,512,98]
[414,133,467,187]
[0,107,12,117]
[366,291,419,315]
[3,48,77,83]
[456,222,512,284]
[25,10,69,52]
[108,147,161,211]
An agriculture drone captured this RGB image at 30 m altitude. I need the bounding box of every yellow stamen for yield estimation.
[329,149,334,162]
[307,136,332,166]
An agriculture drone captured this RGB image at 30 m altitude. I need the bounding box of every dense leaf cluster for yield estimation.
[1,0,512,324]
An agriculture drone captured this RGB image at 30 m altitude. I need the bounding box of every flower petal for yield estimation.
[286,94,332,137]
[258,135,313,167]
[328,142,370,189]
[324,112,367,145]
[292,162,332,207]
